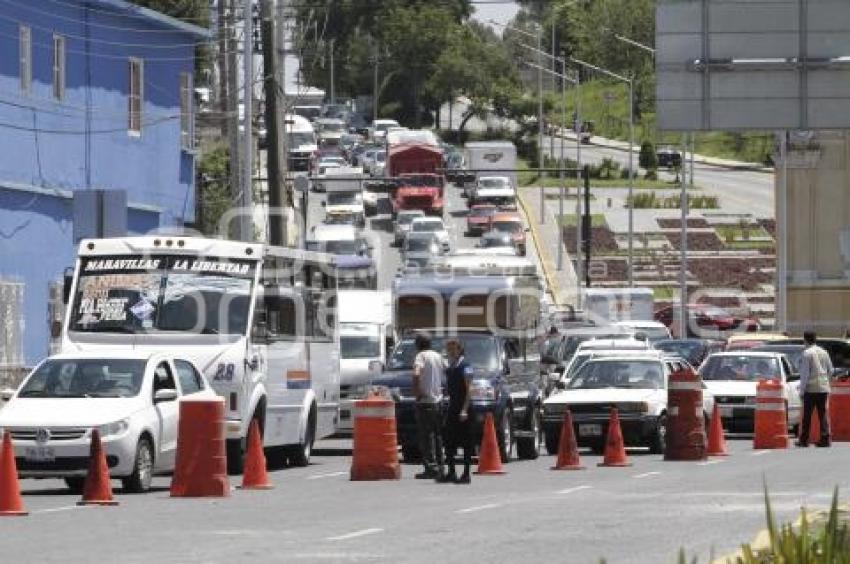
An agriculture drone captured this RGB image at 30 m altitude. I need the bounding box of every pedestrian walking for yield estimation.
[412,333,445,479]
[797,330,834,447]
[438,339,474,484]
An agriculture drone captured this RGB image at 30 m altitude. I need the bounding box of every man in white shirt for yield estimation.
[797,330,834,447]
[412,333,445,479]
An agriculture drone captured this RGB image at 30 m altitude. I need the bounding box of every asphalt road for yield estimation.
[305,174,545,293]
[7,438,849,563]
[543,135,775,218]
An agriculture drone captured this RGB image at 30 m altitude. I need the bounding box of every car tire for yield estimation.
[649,414,667,455]
[516,408,541,460]
[498,409,514,464]
[64,477,86,494]
[122,437,154,493]
[286,409,315,467]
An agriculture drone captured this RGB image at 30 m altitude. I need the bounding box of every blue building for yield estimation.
[0,0,209,366]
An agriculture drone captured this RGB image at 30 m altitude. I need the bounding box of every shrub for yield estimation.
[639,140,658,169]
[644,168,658,180]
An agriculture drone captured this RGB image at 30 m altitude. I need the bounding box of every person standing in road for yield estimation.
[439,339,474,484]
[797,330,834,447]
[412,333,445,479]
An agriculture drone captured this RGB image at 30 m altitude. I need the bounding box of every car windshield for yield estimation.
[327,192,359,206]
[492,220,522,233]
[18,358,146,398]
[321,122,344,133]
[324,240,361,255]
[655,341,703,362]
[700,355,781,381]
[481,236,511,248]
[753,346,803,372]
[340,324,381,359]
[288,132,316,147]
[387,335,499,372]
[69,256,254,336]
[398,213,423,225]
[632,326,670,342]
[568,360,664,390]
[479,178,507,189]
[470,207,496,217]
[406,237,436,252]
[412,221,442,233]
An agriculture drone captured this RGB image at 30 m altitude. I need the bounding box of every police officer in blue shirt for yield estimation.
[438,339,474,484]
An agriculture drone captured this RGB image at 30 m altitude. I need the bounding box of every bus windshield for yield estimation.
[69,256,256,336]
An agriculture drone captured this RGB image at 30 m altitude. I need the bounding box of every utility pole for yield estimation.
[241,0,254,241]
[226,0,241,239]
[329,38,335,106]
[262,0,286,246]
[372,42,379,122]
[217,0,227,138]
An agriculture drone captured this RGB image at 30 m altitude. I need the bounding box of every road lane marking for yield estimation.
[326,528,384,541]
[698,459,725,466]
[307,471,347,480]
[455,503,502,514]
[35,505,84,514]
[557,485,592,495]
[633,472,662,479]
[751,450,771,456]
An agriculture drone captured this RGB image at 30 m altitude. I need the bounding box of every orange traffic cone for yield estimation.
[78,429,118,506]
[239,420,273,490]
[552,410,585,470]
[706,403,729,456]
[474,413,506,475]
[0,431,27,516]
[598,408,632,467]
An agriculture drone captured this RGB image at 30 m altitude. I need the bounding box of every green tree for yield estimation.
[639,140,657,170]
[196,143,232,236]
[131,0,208,25]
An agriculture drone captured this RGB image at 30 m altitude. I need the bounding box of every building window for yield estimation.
[180,72,193,149]
[129,58,143,134]
[19,25,31,94]
[52,34,65,100]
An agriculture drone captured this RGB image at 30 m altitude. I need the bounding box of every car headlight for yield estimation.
[470,380,496,401]
[97,419,129,438]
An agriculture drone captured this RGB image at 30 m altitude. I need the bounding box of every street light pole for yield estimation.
[570,57,634,287]
[489,20,545,225]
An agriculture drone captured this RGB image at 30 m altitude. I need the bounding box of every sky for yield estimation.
[470,0,521,29]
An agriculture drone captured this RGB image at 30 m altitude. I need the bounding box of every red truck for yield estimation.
[387,143,444,217]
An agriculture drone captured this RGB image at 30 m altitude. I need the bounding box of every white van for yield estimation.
[285,114,318,171]
[371,119,400,142]
[337,290,392,433]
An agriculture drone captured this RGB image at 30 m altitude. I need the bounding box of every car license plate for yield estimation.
[25,446,55,462]
[578,424,602,437]
[719,405,734,418]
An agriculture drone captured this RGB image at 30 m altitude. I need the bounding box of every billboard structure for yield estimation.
[656,0,850,131]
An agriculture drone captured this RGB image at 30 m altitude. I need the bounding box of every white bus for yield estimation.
[62,236,340,473]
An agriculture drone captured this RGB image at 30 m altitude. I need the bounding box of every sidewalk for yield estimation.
[517,186,578,308]
[553,128,774,173]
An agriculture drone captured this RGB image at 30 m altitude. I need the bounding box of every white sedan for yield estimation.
[409,216,451,252]
[0,351,215,492]
[699,351,801,434]
[542,354,714,454]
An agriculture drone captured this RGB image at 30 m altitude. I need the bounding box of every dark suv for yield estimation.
[372,330,543,463]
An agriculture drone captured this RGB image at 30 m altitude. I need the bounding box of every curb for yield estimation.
[516,187,566,307]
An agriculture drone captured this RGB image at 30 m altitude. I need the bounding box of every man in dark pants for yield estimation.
[438,339,474,484]
[412,333,445,479]
[797,330,834,447]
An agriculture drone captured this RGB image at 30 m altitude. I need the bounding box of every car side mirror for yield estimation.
[154,389,178,403]
[554,380,566,390]
[541,354,558,365]
[0,388,14,402]
[787,373,800,382]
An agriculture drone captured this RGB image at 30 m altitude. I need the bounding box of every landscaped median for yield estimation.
[708,488,850,564]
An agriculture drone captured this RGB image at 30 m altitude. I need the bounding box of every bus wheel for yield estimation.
[287,408,316,467]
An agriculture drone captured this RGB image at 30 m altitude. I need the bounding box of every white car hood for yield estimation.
[476,187,514,198]
[545,387,662,406]
[704,380,758,398]
[0,398,145,428]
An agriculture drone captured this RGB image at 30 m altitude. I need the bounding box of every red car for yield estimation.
[466,204,497,236]
[654,304,759,339]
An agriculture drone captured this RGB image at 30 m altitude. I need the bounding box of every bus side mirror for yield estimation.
[62,269,74,305]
